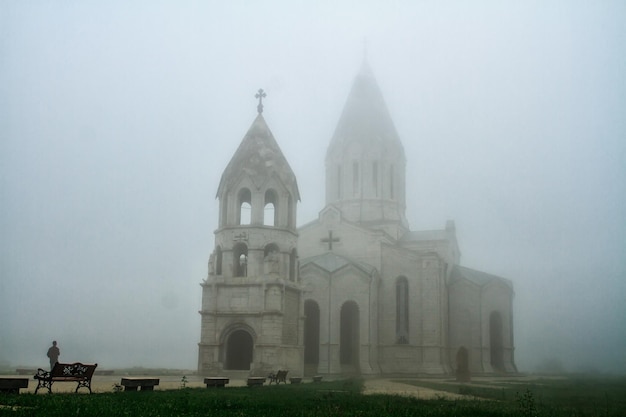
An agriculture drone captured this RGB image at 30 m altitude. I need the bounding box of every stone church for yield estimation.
[198,63,517,377]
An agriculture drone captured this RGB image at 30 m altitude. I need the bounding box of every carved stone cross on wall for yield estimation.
[321,230,340,251]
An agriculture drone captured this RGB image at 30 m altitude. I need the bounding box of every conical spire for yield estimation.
[217,113,300,200]
[327,61,404,156]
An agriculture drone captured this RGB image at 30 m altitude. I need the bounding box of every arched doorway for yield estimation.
[340,301,359,372]
[304,300,320,367]
[225,330,253,370]
[456,346,470,382]
[490,311,504,372]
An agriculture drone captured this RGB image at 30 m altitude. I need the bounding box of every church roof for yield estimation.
[300,252,377,276]
[401,230,449,242]
[327,61,405,156]
[217,113,300,200]
[450,265,513,290]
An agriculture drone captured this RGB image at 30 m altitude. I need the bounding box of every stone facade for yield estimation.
[198,65,517,377]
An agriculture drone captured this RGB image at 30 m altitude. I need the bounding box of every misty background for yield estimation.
[1,1,625,373]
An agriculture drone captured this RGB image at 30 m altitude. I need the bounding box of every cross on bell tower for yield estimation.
[255,88,266,114]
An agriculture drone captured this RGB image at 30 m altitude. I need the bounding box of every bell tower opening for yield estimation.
[238,188,252,225]
[264,189,278,226]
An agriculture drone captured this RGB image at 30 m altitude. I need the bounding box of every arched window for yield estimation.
[396,276,409,344]
[264,189,278,226]
[237,188,252,225]
[215,246,222,275]
[233,243,248,277]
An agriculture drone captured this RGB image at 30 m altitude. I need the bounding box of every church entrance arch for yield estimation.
[225,329,254,370]
[304,300,320,366]
[339,301,359,372]
[456,346,470,381]
[490,311,504,372]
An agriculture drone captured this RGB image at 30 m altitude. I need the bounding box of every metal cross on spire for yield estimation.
[255,88,266,114]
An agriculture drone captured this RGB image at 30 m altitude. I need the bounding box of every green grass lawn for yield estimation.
[1,376,625,416]
[399,375,626,416]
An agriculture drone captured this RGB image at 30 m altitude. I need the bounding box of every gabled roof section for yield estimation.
[300,252,377,276]
[217,114,300,200]
[327,61,404,155]
[450,265,513,290]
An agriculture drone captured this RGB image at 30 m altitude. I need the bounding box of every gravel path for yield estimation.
[362,378,470,400]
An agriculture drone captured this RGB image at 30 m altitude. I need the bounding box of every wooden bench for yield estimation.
[246,377,265,387]
[204,377,229,388]
[268,370,288,384]
[120,378,160,391]
[0,378,29,393]
[33,362,98,394]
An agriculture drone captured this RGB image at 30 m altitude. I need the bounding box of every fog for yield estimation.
[1,1,625,374]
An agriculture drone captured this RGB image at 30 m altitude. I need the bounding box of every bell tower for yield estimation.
[198,90,303,376]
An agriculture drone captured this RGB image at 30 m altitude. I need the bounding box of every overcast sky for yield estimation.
[1,1,625,373]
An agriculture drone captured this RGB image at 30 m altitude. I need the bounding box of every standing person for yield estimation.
[47,341,60,370]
